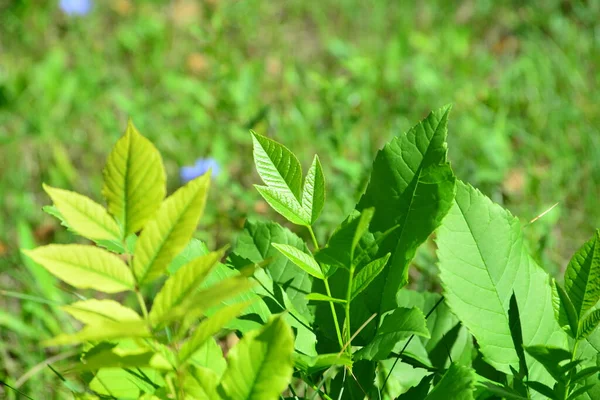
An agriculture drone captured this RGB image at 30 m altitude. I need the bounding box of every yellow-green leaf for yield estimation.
[218,315,294,400]
[133,173,210,285]
[43,184,121,241]
[149,250,224,326]
[159,276,255,326]
[23,244,135,293]
[44,320,150,346]
[179,301,252,365]
[102,120,166,237]
[63,299,141,325]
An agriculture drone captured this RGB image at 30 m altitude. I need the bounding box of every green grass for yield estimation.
[1,0,599,396]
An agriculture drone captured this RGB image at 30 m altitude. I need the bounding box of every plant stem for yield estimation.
[136,289,149,320]
[308,226,319,250]
[324,277,344,350]
[308,225,344,350]
[344,266,354,355]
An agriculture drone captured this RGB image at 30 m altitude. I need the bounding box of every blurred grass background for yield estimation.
[0,0,599,396]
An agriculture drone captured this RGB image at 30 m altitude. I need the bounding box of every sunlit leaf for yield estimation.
[44,320,150,346]
[178,301,252,365]
[150,250,224,326]
[305,293,346,304]
[271,243,323,279]
[564,230,600,319]
[133,173,210,285]
[43,184,121,241]
[23,244,134,293]
[301,154,325,225]
[102,120,166,236]
[437,181,567,385]
[217,315,294,400]
[63,299,141,325]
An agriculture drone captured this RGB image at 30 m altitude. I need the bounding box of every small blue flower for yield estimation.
[59,0,92,16]
[180,158,220,183]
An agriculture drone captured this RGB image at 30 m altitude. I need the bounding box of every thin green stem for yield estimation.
[308,226,319,250]
[564,340,580,399]
[324,278,344,350]
[308,225,344,351]
[136,289,149,320]
[344,266,354,355]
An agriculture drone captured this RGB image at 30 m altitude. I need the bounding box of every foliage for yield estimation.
[10,104,600,398]
[20,124,295,398]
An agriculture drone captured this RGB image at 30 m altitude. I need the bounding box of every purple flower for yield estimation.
[59,0,92,16]
[180,158,220,183]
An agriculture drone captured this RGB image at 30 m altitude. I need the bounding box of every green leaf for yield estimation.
[508,291,529,381]
[564,230,600,319]
[293,353,352,374]
[161,276,255,325]
[354,307,430,361]
[73,349,156,372]
[396,289,474,370]
[424,363,475,400]
[230,220,313,321]
[149,250,224,326]
[573,366,600,384]
[355,105,456,314]
[217,315,294,400]
[315,208,375,269]
[62,299,141,325]
[102,120,166,237]
[44,320,150,346]
[271,243,323,279]
[351,253,391,301]
[567,384,596,400]
[524,345,572,382]
[552,280,579,338]
[254,185,309,225]
[133,173,210,285]
[436,181,567,383]
[304,293,347,304]
[301,155,325,225]
[23,244,135,293]
[178,301,252,365]
[578,309,600,340]
[43,184,121,241]
[251,131,303,200]
[526,381,557,399]
[185,366,219,400]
